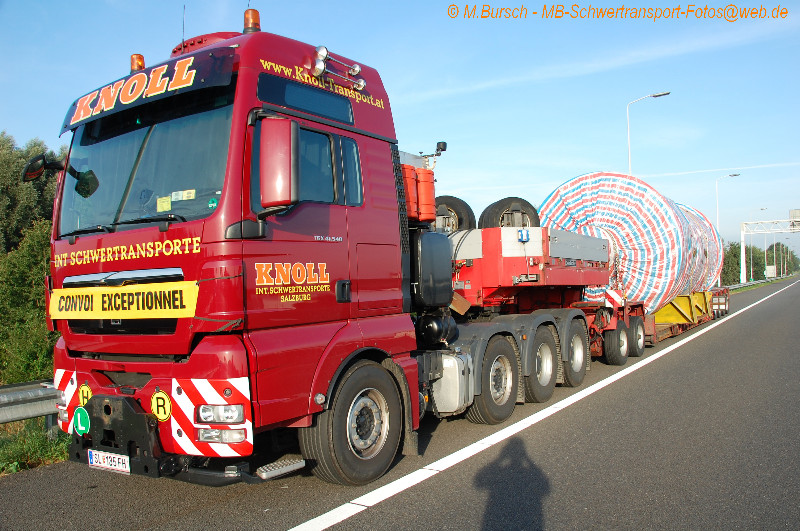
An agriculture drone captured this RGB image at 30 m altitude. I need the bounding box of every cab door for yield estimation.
[244,122,357,426]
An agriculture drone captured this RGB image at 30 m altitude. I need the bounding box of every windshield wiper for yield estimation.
[112,214,187,227]
[60,224,113,238]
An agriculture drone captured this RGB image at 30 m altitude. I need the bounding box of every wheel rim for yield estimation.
[446,207,459,231]
[635,323,645,350]
[347,388,389,460]
[489,354,513,405]
[535,343,553,385]
[618,329,628,356]
[570,334,585,372]
[499,211,534,227]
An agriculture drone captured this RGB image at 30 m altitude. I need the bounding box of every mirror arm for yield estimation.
[256,205,291,220]
[45,159,66,171]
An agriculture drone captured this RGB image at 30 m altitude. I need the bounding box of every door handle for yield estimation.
[335,280,351,303]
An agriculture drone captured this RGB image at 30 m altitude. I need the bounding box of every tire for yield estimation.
[435,195,476,232]
[478,197,540,228]
[298,360,401,485]
[466,335,519,425]
[561,319,588,387]
[524,326,558,403]
[603,319,629,366]
[628,316,646,357]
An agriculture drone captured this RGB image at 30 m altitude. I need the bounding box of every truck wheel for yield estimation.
[524,326,558,403]
[478,197,540,228]
[603,320,629,366]
[466,336,518,425]
[561,319,588,387]
[435,195,476,231]
[298,360,401,485]
[628,316,646,357]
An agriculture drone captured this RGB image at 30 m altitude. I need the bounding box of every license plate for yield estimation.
[87,449,131,475]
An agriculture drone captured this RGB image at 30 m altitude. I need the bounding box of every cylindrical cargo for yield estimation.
[538,172,723,314]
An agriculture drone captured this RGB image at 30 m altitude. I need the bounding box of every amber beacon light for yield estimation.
[130,54,145,73]
[243,9,261,33]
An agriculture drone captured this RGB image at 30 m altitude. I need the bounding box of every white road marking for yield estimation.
[290,281,798,530]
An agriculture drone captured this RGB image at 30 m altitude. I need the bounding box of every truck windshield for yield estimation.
[59,80,236,237]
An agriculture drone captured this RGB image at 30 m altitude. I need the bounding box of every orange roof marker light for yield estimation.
[243,9,261,33]
[130,54,145,73]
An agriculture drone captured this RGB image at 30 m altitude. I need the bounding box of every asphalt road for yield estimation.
[2,279,798,530]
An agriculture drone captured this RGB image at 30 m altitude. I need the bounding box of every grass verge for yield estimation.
[0,417,69,476]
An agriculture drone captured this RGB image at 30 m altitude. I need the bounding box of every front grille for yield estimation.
[68,318,177,335]
[62,268,183,336]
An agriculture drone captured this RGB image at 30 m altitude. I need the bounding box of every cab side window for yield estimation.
[341,137,363,206]
[251,125,366,213]
[298,129,335,203]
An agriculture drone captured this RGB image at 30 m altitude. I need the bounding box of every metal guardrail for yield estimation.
[726,276,794,291]
[0,379,59,424]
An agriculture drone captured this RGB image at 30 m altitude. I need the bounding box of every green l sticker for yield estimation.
[73,406,90,435]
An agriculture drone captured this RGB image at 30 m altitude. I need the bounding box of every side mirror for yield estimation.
[74,169,100,198]
[259,118,299,213]
[21,153,64,182]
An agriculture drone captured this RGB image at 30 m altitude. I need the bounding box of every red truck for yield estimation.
[23,9,646,486]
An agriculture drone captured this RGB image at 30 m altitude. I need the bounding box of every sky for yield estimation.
[1,0,798,253]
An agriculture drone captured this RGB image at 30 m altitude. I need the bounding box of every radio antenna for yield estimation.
[181,5,186,53]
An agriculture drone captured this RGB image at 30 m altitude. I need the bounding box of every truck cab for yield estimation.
[39,9,423,485]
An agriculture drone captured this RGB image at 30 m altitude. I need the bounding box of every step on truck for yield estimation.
[25,8,649,486]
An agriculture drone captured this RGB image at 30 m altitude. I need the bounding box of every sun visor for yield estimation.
[61,47,235,135]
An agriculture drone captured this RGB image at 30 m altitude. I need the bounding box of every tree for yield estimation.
[720,242,741,285]
[0,131,62,253]
[0,132,65,384]
[766,242,798,277]
[720,241,775,285]
[0,221,59,384]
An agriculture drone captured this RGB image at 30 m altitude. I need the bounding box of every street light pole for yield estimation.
[750,207,767,281]
[786,238,791,276]
[715,173,739,286]
[627,91,670,176]
[764,233,768,276]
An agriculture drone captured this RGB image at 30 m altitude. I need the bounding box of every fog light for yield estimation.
[198,428,246,444]
[197,404,244,424]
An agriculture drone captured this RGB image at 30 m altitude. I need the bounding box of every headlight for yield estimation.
[57,391,68,422]
[197,404,244,424]
[197,428,246,444]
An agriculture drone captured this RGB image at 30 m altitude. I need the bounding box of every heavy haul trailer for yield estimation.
[645,288,730,345]
[25,8,645,487]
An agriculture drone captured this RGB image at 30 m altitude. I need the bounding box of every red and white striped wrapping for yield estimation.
[676,202,724,292]
[539,172,722,314]
[53,371,253,458]
[54,369,78,433]
[169,377,254,458]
